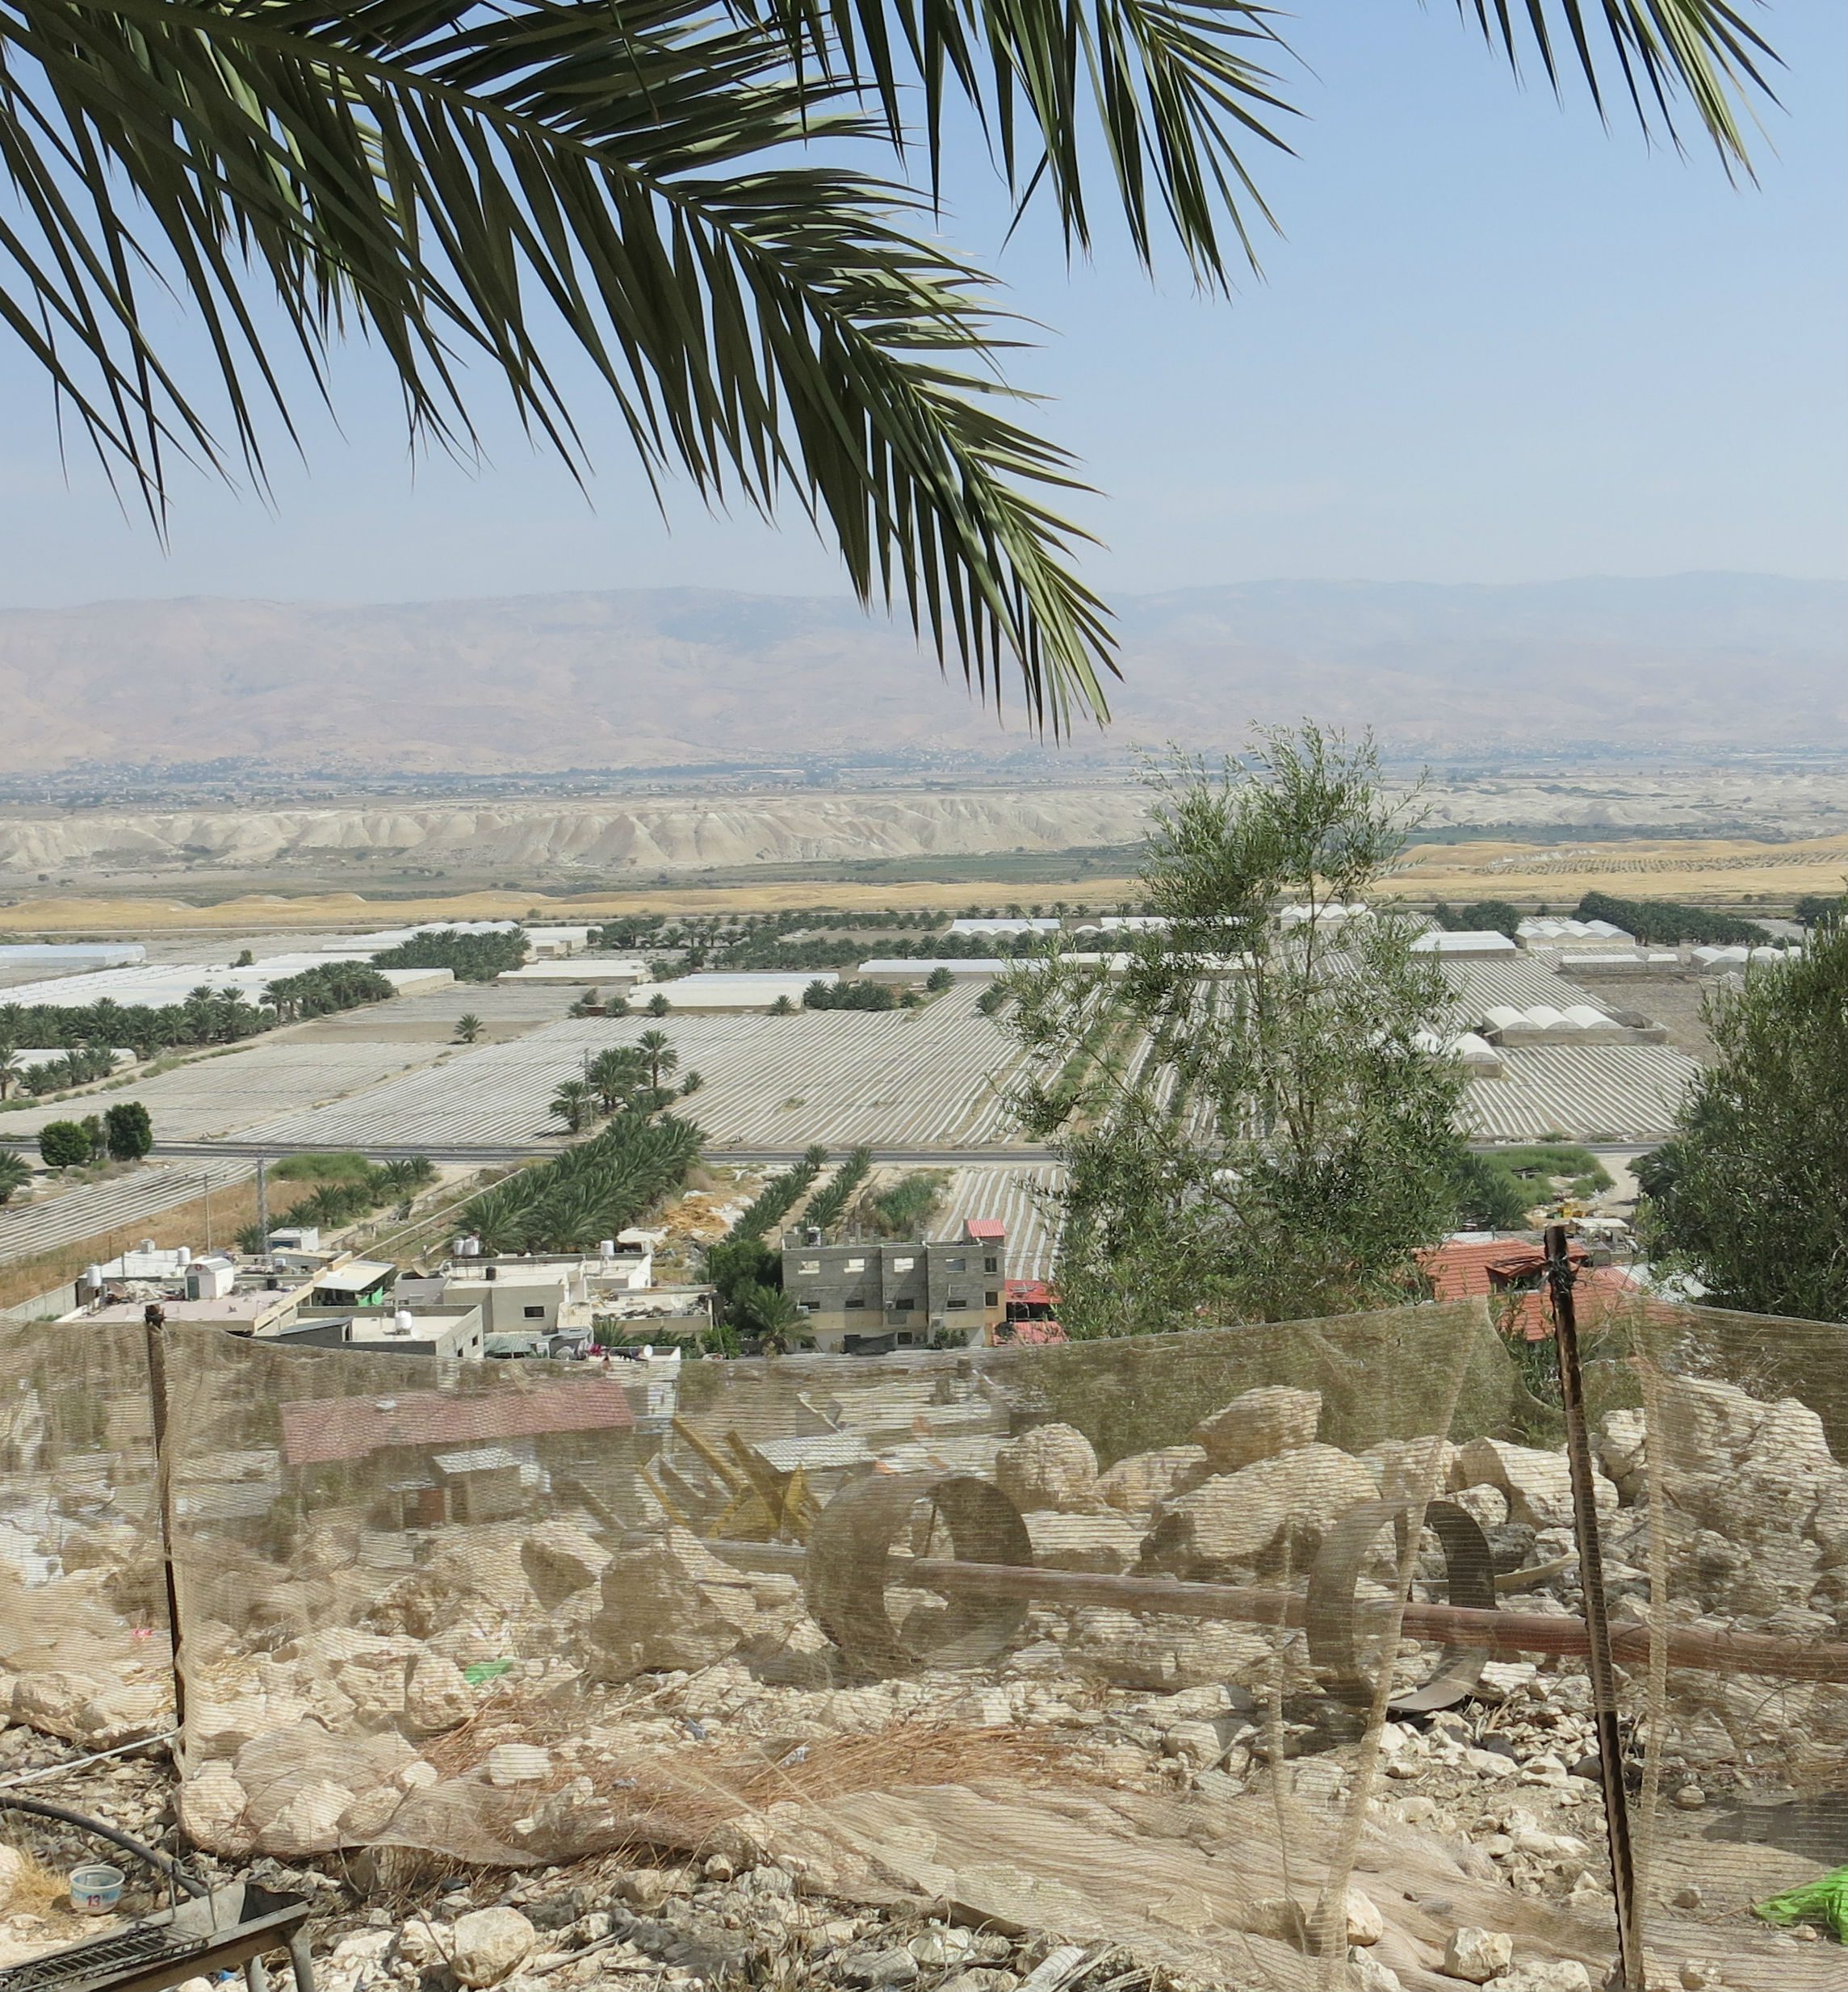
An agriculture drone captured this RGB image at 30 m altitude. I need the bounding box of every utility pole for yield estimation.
[202,1172,212,1254]
[255,1157,270,1257]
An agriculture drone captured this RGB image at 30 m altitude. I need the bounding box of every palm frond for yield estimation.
[0,0,1113,725]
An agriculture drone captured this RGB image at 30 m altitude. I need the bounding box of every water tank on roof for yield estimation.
[599,1239,615,1258]
[392,1308,415,1336]
[175,1246,191,1267]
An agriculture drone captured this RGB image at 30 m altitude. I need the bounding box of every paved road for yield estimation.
[149,1139,1054,1167]
[0,1158,254,1265]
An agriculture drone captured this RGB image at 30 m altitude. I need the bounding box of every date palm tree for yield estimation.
[455,1013,484,1044]
[1,2,1766,728]
[548,1077,597,1133]
[0,1150,31,1206]
[636,1030,679,1093]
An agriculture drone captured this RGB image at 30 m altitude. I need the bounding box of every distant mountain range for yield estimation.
[2,572,1841,775]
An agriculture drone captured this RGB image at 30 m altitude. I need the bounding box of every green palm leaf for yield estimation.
[0,0,1775,726]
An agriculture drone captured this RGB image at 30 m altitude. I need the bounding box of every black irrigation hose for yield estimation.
[0,1790,208,1898]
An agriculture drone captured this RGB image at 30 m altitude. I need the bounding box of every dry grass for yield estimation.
[0,875,1142,935]
[1388,832,1848,908]
[0,1180,262,1308]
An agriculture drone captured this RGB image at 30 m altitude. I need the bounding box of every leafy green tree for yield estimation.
[372,929,527,981]
[39,1120,93,1169]
[585,1046,650,1113]
[0,0,1764,728]
[0,1151,31,1205]
[1641,923,1848,1320]
[455,1013,484,1043]
[103,1101,153,1161]
[1435,900,1523,941]
[1447,1148,1532,1231]
[1005,728,1465,1335]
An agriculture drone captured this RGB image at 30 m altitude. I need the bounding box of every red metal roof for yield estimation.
[281,1374,635,1466]
[963,1218,1007,1242]
[1418,1238,1636,1342]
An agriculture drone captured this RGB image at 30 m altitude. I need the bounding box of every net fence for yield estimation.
[0,1292,1842,1990]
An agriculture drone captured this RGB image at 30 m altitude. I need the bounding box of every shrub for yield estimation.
[39,1120,94,1168]
[103,1101,153,1161]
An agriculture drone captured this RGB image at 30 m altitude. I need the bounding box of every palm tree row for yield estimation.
[732,1144,831,1243]
[461,1113,703,1255]
[801,1147,874,1235]
[0,0,1766,726]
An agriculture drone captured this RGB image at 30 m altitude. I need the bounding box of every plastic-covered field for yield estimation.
[0,1039,440,1143]
[228,988,1033,1153]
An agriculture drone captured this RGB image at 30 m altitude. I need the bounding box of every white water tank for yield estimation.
[599,1239,616,1259]
[392,1308,416,1336]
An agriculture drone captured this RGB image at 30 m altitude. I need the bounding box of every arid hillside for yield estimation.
[2,573,1841,774]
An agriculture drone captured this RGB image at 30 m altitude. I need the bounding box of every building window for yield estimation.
[890,1297,915,1313]
[945,1296,968,1309]
[983,1257,999,1273]
[943,1256,966,1272]
[844,1257,865,1273]
[892,1255,915,1272]
[798,1260,821,1275]
[985,1291,999,1307]
[522,1305,546,1319]
[845,1294,868,1310]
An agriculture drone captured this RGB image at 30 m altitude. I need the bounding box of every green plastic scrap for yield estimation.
[463,1659,515,1687]
[1752,1867,1848,1942]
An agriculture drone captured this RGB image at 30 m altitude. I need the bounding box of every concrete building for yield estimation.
[780,1218,1007,1352]
[857,957,1008,984]
[264,1305,485,1361]
[494,958,647,988]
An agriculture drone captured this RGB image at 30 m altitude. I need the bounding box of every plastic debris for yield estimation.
[1752,1866,1848,1941]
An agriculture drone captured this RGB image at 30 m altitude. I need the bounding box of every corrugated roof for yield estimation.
[280,1374,635,1465]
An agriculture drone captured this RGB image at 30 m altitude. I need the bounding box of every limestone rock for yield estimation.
[587,1529,761,1674]
[1443,1927,1515,1982]
[77,1680,171,1746]
[10,1670,104,1738]
[1142,1444,1377,1575]
[0,1846,24,1913]
[450,1908,538,1988]
[1498,1965,1591,1992]
[1594,1409,1649,1503]
[1020,1510,1146,1575]
[520,1520,610,1609]
[1192,1386,1320,1472]
[338,1784,404,1838]
[994,1424,1098,1513]
[256,1777,354,1858]
[1454,1438,1614,1530]
[177,1766,254,1857]
[404,1653,476,1734]
[1094,1445,1209,1516]
[485,1742,551,1788]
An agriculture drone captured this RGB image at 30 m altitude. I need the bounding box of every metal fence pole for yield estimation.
[1546,1222,1641,1990]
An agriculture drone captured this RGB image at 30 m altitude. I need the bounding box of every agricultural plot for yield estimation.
[928,1164,1065,1280]
[1458,1043,1699,1144]
[0,1157,253,1267]
[228,987,1033,1152]
[0,1039,438,1142]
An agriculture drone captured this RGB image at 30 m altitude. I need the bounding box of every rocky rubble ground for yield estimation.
[2,1369,1844,1990]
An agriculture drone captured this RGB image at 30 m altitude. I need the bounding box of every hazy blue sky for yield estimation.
[1,2,1841,608]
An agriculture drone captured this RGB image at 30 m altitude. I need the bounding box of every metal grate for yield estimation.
[0,1923,197,1992]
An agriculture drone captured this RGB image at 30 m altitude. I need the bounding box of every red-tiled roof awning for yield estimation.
[963,1219,1007,1242]
[281,1375,635,1466]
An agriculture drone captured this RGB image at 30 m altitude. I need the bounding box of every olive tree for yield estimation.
[1004,728,1465,1336]
[1641,922,1848,1322]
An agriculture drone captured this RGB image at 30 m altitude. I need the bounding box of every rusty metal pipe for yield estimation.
[706,1539,1848,1683]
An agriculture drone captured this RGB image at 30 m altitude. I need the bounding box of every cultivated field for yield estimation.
[0,1038,439,1142]
[0,1157,253,1269]
[225,988,1033,1153]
